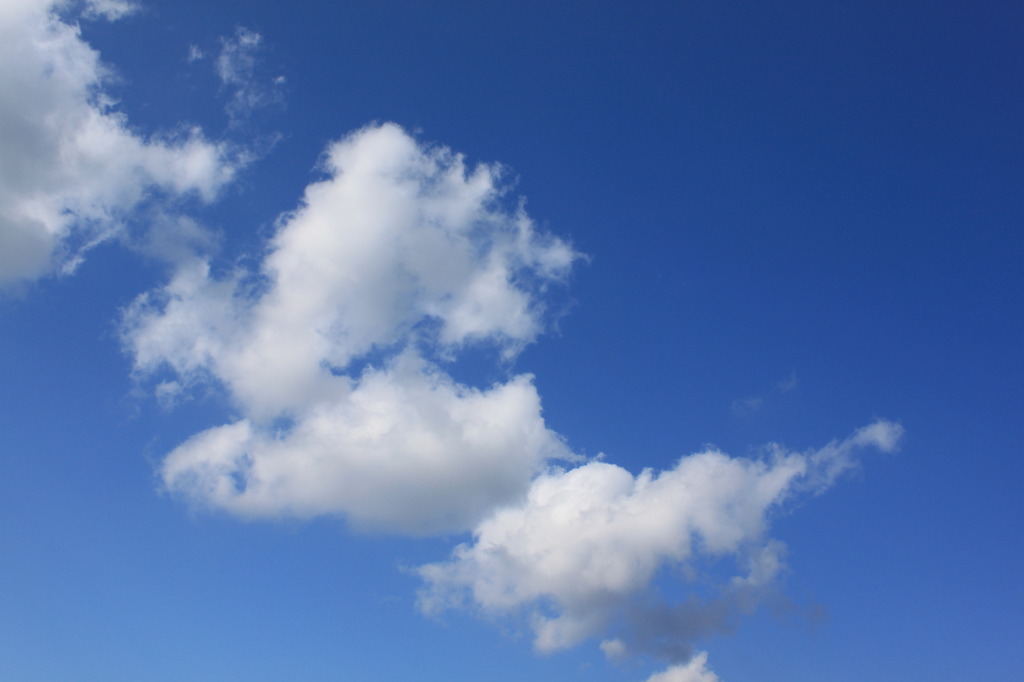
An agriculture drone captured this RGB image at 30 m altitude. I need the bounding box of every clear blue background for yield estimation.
[2,1,1021,679]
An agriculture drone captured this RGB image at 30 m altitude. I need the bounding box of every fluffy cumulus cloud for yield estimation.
[0,0,236,285]
[123,122,579,534]
[418,421,903,661]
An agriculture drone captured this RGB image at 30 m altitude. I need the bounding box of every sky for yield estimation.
[0,0,1022,680]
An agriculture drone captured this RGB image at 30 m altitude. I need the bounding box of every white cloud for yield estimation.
[644,653,720,682]
[160,355,570,533]
[0,0,237,285]
[123,122,580,534]
[417,420,902,653]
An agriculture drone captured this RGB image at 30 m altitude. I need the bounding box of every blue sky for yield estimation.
[1,1,1021,680]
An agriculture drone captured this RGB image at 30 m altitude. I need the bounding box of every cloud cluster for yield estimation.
[0,0,237,285]
[121,118,901,678]
[123,122,579,534]
[4,5,905,681]
[418,421,902,658]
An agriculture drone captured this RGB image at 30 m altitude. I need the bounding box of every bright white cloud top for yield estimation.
[0,0,235,285]
[123,123,578,534]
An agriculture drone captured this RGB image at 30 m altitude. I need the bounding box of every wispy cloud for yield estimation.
[0,0,237,287]
[731,371,798,416]
[730,396,763,415]
[215,27,284,126]
[777,371,798,393]
[81,0,138,21]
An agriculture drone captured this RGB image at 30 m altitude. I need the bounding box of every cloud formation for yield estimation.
[121,117,901,679]
[0,0,237,286]
[1,5,906,681]
[418,421,902,658]
[123,122,579,533]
